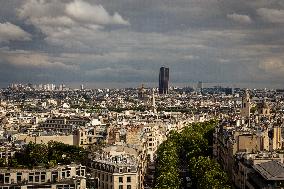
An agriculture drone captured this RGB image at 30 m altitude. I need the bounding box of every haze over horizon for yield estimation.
[1,0,284,88]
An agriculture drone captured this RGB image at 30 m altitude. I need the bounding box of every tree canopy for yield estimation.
[3,141,87,168]
[154,120,231,189]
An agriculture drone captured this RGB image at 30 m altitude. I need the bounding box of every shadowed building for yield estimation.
[0,164,86,189]
[158,66,169,95]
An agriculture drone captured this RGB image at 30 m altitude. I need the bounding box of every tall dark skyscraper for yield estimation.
[159,66,169,94]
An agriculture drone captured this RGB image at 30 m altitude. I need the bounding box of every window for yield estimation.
[119,186,123,189]
[17,176,21,182]
[0,174,4,184]
[110,176,113,182]
[127,177,131,182]
[28,176,33,182]
[119,177,123,183]
[35,176,39,182]
[41,175,45,182]
[52,172,58,182]
[17,173,22,182]
[4,176,9,184]
[127,185,131,189]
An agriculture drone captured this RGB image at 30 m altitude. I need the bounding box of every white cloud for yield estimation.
[17,0,129,50]
[259,58,284,76]
[18,0,129,28]
[218,58,230,64]
[257,8,284,23]
[65,0,129,25]
[227,13,252,24]
[182,55,200,60]
[0,22,31,42]
[18,0,68,20]
[31,16,75,27]
[0,50,77,70]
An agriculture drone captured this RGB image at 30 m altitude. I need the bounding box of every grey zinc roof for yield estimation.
[253,161,284,180]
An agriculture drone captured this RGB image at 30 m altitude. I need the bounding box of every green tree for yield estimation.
[0,158,6,167]
[11,141,88,168]
[154,120,231,189]
[189,156,231,189]
[8,158,18,167]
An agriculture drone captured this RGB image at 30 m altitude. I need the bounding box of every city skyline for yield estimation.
[1,1,284,88]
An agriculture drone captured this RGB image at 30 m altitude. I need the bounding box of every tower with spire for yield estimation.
[151,88,157,113]
[241,90,250,118]
[138,84,145,100]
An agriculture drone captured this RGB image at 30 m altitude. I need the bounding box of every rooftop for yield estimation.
[254,161,284,181]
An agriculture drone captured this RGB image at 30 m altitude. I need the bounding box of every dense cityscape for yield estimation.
[0,66,283,189]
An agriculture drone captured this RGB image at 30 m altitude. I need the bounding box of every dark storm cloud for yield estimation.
[1,0,284,88]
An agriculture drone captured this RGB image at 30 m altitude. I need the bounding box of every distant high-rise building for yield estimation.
[59,84,65,91]
[197,81,203,93]
[159,66,169,94]
[138,84,145,100]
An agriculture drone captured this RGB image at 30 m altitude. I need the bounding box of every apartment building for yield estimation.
[0,164,86,189]
[144,123,165,162]
[89,144,147,189]
[233,152,284,189]
[39,117,91,134]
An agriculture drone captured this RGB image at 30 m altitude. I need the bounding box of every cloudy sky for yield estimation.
[0,0,284,88]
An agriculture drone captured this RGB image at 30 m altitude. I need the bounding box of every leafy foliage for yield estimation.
[7,141,87,168]
[0,158,6,167]
[189,156,231,189]
[154,140,181,189]
[154,120,231,189]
